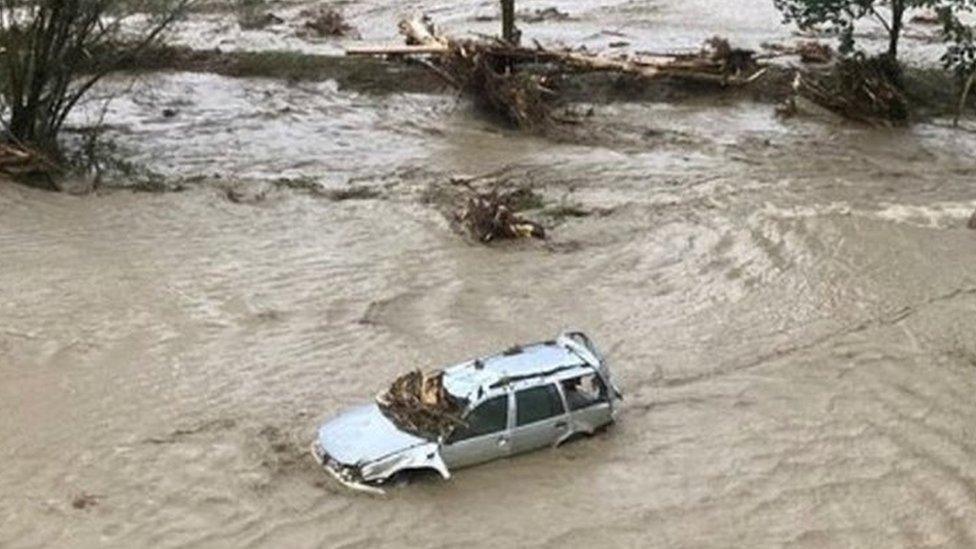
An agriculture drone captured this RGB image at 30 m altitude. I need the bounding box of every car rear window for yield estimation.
[561,373,609,411]
[516,384,565,426]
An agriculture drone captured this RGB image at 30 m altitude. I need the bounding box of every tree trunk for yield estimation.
[501,0,515,44]
[888,0,904,60]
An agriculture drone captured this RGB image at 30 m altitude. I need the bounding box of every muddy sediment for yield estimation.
[114,45,447,94]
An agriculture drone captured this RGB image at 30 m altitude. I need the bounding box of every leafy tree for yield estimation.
[773,0,975,64]
[938,2,976,75]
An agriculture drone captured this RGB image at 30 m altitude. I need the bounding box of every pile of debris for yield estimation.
[0,142,55,178]
[444,45,555,129]
[793,56,909,125]
[377,370,466,439]
[387,17,556,128]
[455,188,546,242]
[348,16,766,129]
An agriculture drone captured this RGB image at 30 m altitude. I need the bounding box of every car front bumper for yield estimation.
[310,441,386,495]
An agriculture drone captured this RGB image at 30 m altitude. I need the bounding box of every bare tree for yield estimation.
[0,0,191,155]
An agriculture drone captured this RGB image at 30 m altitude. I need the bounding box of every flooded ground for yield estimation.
[3,1,976,548]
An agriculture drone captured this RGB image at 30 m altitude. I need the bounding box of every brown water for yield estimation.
[3,1,976,548]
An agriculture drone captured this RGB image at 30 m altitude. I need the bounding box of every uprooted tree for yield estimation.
[0,0,191,166]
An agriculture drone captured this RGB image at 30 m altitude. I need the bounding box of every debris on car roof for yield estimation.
[376,369,467,439]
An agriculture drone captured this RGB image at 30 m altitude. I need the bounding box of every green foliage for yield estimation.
[937,3,976,75]
[775,0,976,97]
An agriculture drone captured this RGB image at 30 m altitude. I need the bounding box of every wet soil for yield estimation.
[114,46,447,95]
[2,1,976,548]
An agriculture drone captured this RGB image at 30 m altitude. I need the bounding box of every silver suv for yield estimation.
[311,332,622,493]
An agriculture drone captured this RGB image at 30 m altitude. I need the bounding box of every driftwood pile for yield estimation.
[455,188,546,242]
[793,57,909,126]
[377,369,466,438]
[445,47,555,129]
[348,17,766,129]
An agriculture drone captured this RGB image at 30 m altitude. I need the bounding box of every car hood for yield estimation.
[317,403,428,465]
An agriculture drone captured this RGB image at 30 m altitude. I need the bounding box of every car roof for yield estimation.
[442,334,597,400]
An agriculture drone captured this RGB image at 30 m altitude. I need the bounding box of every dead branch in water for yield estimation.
[793,56,909,126]
[455,189,546,242]
[444,43,557,129]
[0,142,56,178]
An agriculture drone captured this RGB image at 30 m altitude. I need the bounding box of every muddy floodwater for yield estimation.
[3,1,976,548]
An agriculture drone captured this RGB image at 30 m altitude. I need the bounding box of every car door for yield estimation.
[510,383,569,455]
[438,394,512,470]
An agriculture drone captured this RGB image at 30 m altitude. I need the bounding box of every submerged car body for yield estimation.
[311,331,622,493]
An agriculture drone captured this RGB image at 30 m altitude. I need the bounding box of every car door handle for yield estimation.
[497,436,508,447]
[554,421,567,429]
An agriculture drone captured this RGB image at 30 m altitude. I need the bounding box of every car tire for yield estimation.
[387,471,413,488]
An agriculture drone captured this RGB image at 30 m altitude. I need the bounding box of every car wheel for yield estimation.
[387,471,413,488]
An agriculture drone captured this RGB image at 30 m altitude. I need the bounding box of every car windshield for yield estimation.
[376,369,468,439]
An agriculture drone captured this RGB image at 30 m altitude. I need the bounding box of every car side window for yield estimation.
[516,384,565,426]
[561,374,609,411]
[447,395,508,443]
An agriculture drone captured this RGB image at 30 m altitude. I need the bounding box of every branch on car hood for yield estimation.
[376,369,467,439]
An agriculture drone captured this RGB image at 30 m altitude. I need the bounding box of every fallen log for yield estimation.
[345,44,449,55]
[347,42,765,85]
